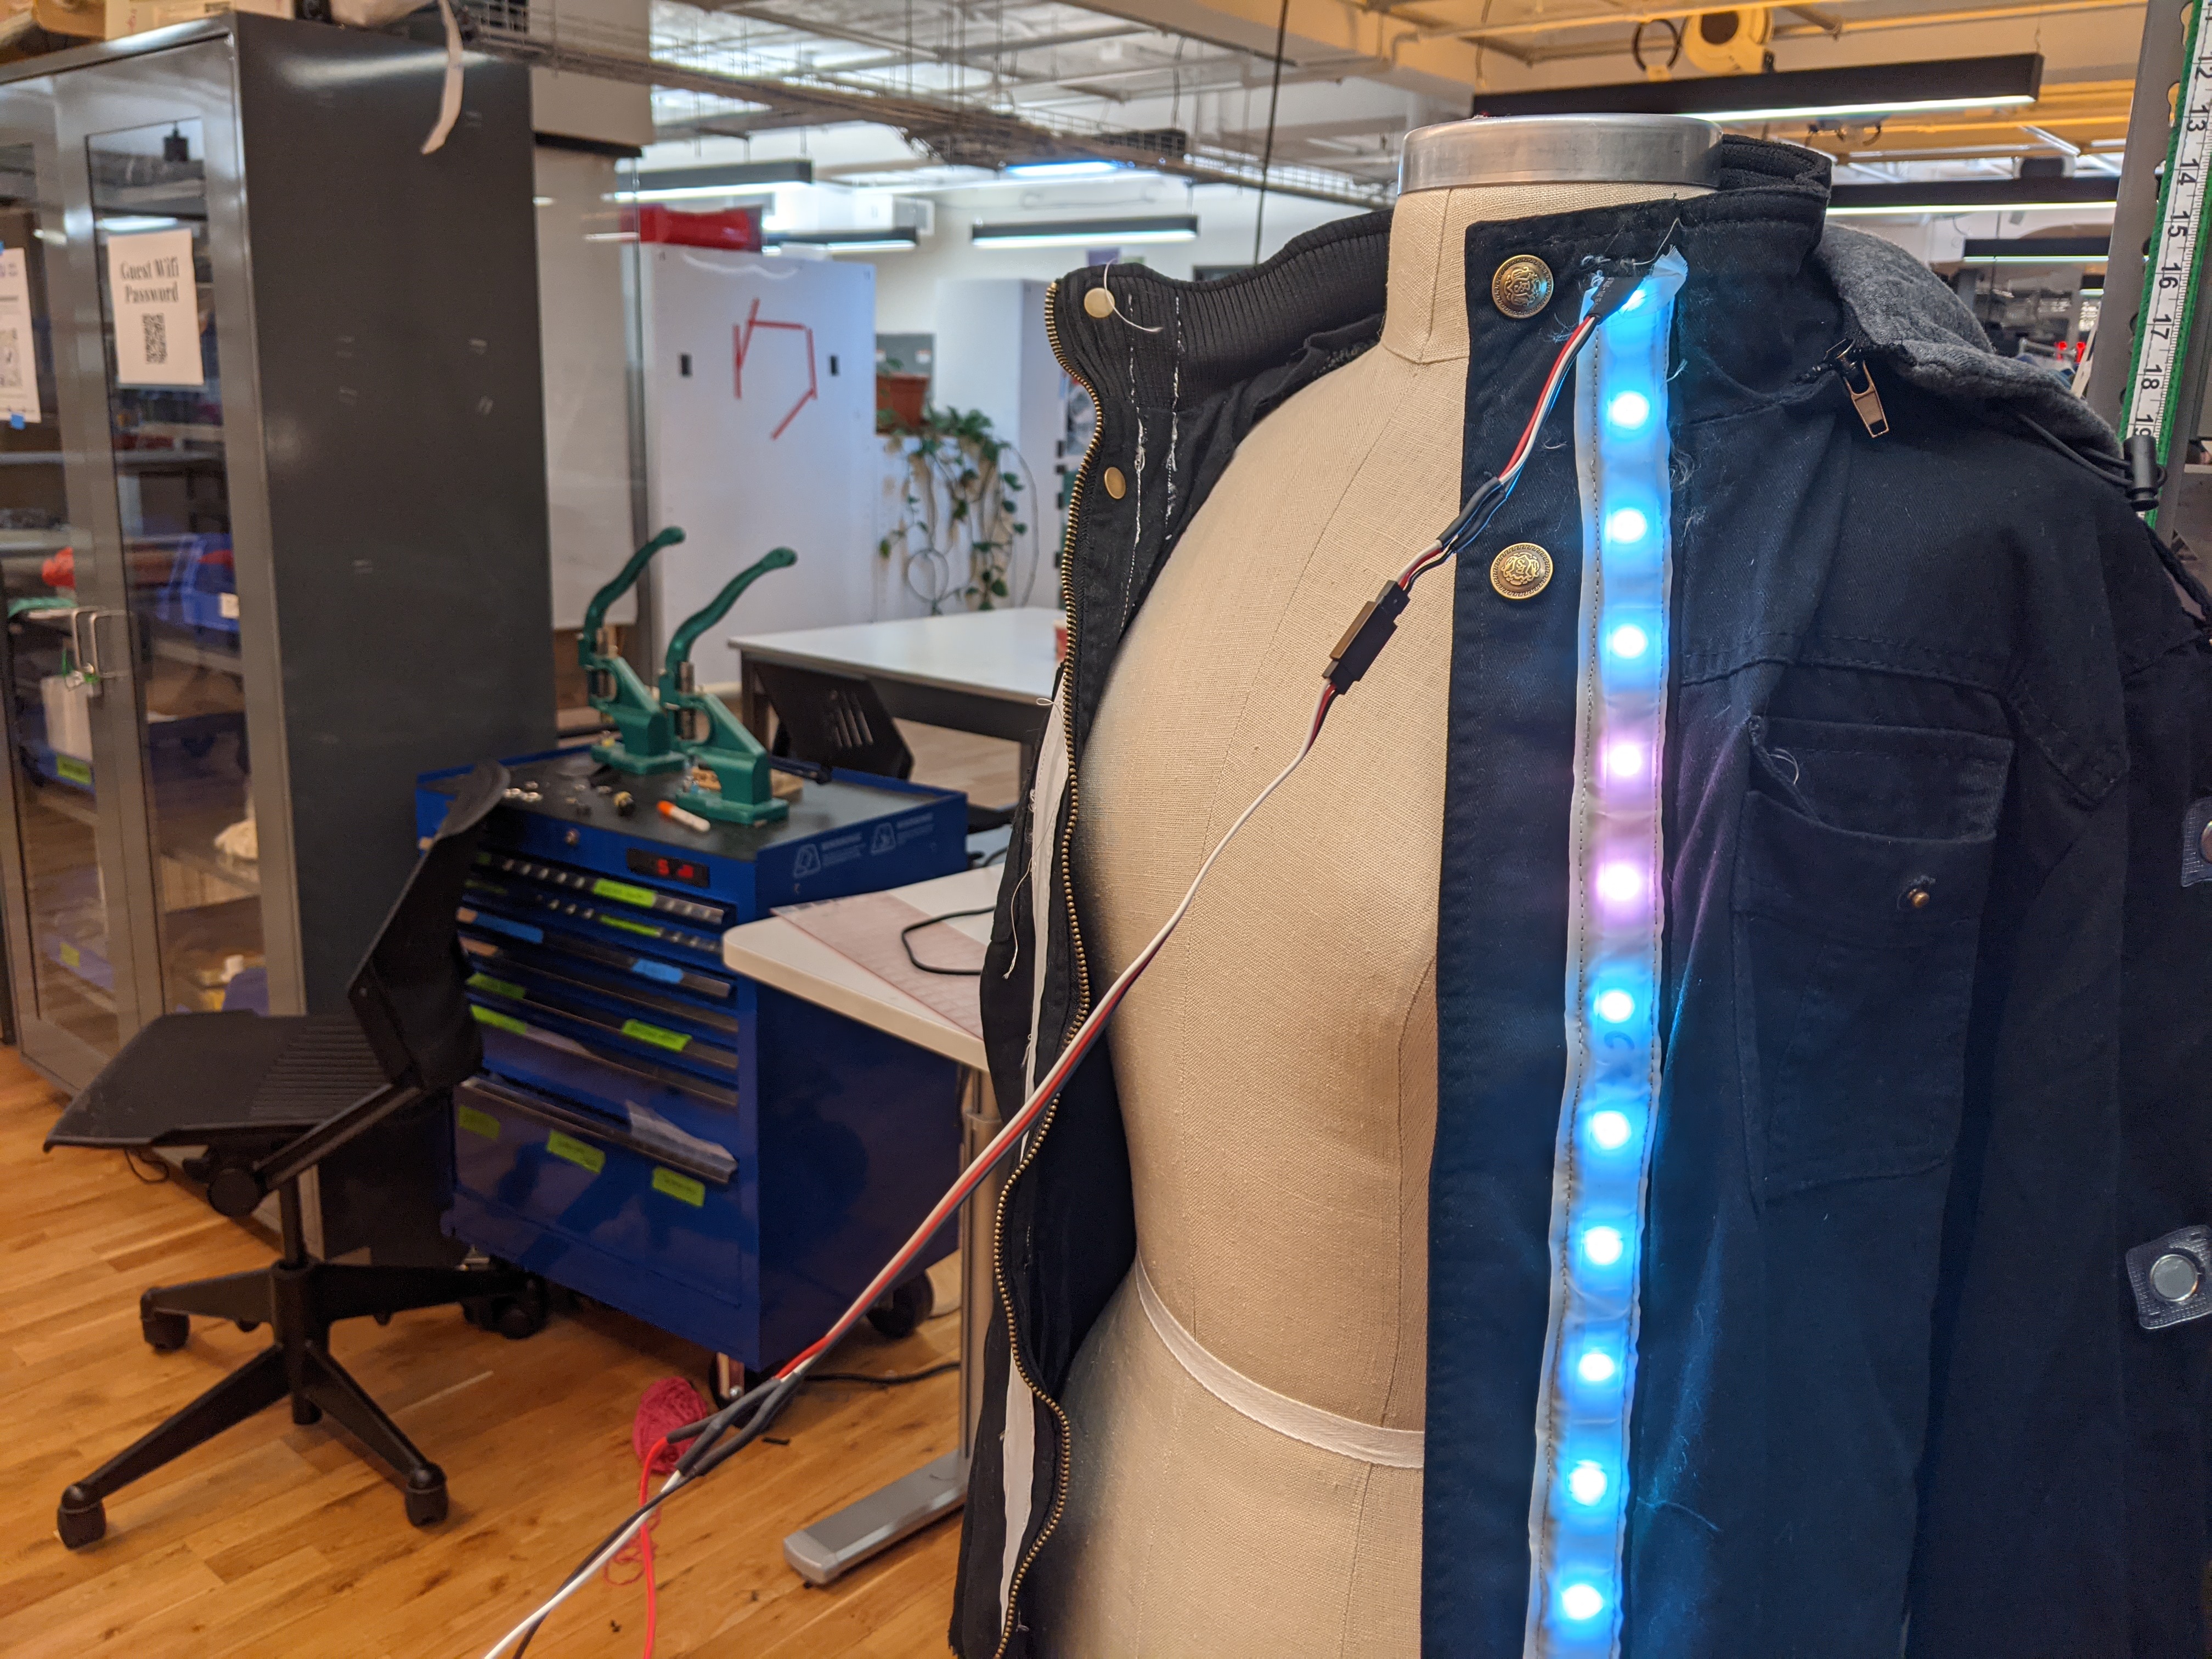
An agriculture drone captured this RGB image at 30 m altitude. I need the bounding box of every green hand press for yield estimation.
[661,547,797,826]
[581,526,687,775]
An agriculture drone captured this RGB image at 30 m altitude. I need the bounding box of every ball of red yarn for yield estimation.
[633,1376,711,1475]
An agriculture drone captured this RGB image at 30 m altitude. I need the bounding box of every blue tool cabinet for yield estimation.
[415,749,967,1369]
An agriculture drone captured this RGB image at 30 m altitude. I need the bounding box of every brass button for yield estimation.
[1492,254,1554,320]
[1082,287,1117,319]
[1900,878,1934,912]
[1102,465,1128,499]
[1489,541,1552,600]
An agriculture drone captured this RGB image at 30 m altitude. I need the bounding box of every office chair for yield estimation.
[46,760,537,1548]
[750,659,1014,834]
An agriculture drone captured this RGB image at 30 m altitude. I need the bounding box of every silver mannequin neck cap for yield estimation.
[1398,114,1722,195]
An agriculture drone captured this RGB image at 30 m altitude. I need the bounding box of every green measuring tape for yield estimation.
[2123,1,2212,472]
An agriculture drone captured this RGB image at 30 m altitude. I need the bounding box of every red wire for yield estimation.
[718,292,1608,1403]
[633,1437,663,1659]
[760,312,1605,1395]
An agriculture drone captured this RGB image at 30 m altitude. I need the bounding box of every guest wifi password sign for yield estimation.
[105,228,204,389]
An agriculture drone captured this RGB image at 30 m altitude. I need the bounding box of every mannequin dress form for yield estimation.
[1027,123,1713,1657]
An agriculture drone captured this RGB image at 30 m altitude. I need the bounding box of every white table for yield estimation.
[722,865,1003,1587]
[730,608,1060,782]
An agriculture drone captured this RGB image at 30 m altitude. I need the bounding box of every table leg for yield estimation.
[781,1068,1002,1587]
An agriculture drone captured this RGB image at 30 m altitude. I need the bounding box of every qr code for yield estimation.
[142,311,166,366]
[0,326,20,391]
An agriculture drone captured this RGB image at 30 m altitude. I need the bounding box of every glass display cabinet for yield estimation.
[0,15,555,1255]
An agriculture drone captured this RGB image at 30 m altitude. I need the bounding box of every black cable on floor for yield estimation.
[809,1359,959,1386]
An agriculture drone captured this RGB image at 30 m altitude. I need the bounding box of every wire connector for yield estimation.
[2127,431,2165,515]
[1326,580,1412,694]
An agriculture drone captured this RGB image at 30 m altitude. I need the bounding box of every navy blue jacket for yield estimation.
[955,138,2212,1657]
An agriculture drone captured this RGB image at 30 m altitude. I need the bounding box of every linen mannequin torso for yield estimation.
[1029,176,1706,1657]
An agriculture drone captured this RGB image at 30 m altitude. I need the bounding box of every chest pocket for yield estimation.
[1733,717,2012,1199]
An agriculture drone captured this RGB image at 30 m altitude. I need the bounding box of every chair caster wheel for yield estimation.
[56,1488,104,1550]
[292,1397,321,1426]
[866,1273,933,1340]
[465,1277,550,1341]
[404,1469,447,1528]
[140,1308,188,1352]
[373,1311,392,1327]
[235,1319,259,1333]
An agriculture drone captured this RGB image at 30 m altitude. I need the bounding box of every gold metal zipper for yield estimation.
[986,275,1102,1659]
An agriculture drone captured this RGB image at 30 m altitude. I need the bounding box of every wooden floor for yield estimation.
[0,1048,966,1659]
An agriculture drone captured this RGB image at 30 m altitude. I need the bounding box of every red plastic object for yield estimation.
[632,204,763,251]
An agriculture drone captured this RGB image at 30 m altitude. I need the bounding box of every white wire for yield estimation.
[474,1470,687,1659]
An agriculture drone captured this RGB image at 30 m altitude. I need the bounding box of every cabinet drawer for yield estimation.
[450,1077,755,1352]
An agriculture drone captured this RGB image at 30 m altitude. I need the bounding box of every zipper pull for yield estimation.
[1825,339,1890,438]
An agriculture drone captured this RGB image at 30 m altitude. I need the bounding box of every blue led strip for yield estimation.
[1523,249,1689,1657]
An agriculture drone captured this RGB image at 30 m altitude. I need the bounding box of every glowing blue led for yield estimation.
[1567,1461,1610,1506]
[1607,622,1649,659]
[1606,390,1651,431]
[1577,1348,1620,1386]
[1619,286,1649,313]
[1605,507,1649,545]
[1588,1109,1632,1150]
[1560,1582,1609,1622]
[1594,988,1636,1025]
[1582,1226,1625,1267]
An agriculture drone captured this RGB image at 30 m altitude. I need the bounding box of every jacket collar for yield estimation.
[1050,134,2117,458]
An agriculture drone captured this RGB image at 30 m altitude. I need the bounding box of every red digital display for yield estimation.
[627,847,712,888]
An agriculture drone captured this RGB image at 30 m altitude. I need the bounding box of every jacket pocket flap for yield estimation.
[1736,789,1996,946]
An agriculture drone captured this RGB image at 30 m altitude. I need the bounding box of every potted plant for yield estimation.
[878,403,1029,613]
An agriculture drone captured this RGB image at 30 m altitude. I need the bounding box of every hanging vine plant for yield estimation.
[878,403,1028,613]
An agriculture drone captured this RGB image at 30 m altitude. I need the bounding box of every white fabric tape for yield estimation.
[1134,1255,1425,1470]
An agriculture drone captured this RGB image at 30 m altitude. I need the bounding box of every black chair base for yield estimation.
[55,1251,536,1550]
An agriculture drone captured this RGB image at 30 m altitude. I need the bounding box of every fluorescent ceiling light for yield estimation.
[2078,286,2104,297]
[1003,160,1123,179]
[1827,177,2118,217]
[99,215,180,233]
[972,214,1198,247]
[1828,201,2113,216]
[614,184,782,204]
[1960,235,2110,262]
[770,228,919,253]
[614,159,813,205]
[1470,53,2042,125]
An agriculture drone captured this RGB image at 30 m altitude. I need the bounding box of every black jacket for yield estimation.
[955,138,2212,1657]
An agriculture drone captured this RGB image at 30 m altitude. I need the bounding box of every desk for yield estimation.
[730,608,1060,783]
[722,865,1002,1586]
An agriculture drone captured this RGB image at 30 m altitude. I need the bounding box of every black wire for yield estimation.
[510,1379,800,1657]
[1251,0,1290,266]
[123,1149,170,1183]
[809,1359,960,1386]
[2010,410,2131,487]
[900,906,991,976]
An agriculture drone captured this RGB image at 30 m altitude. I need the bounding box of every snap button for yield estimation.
[1082,287,1116,320]
[1102,465,1128,499]
[1489,541,1552,600]
[1899,878,1934,912]
[1492,255,1554,320]
[2151,1251,2202,1303]
[2200,819,2212,863]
